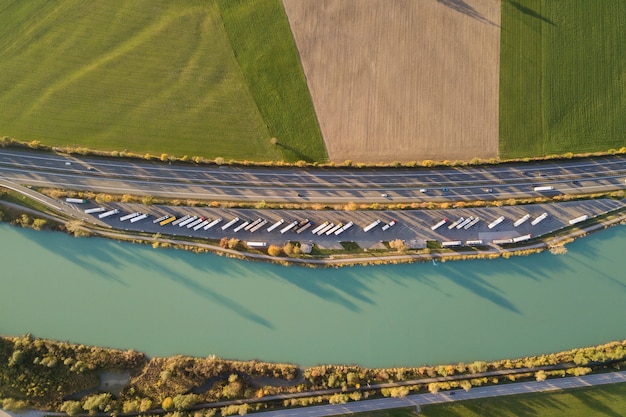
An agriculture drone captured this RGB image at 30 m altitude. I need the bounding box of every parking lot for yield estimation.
[75,198,625,250]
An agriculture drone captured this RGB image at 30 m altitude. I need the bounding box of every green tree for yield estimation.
[172,394,199,411]
[162,397,174,410]
[60,401,83,416]
[267,245,282,256]
[32,218,47,231]
[222,375,243,399]
[82,393,112,415]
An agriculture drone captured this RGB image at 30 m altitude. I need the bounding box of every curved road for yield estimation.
[1,149,625,203]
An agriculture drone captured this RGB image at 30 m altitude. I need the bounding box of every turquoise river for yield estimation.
[1,223,626,368]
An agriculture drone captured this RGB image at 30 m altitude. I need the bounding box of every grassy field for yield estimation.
[217,0,327,162]
[500,0,626,158]
[421,383,626,416]
[336,384,626,417]
[0,0,326,162]
[336,408,417,417]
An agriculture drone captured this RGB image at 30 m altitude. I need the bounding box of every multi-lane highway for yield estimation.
[0,149,625,203]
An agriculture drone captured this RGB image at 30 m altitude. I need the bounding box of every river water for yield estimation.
[1,223,625,368]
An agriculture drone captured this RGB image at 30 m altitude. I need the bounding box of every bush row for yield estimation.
[2,335,626,415]
[2,136,626,170]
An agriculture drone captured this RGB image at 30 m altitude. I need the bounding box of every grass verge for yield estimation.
[420,383,626,417]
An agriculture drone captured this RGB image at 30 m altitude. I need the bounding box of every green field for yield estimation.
[0,0,326,162]
[337,384,626,417]
[421,383,626,417]
[499,0,626,158]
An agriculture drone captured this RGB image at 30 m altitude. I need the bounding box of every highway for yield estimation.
[1,149,625,203]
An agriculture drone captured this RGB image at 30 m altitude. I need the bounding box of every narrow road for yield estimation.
[250,371,626,416]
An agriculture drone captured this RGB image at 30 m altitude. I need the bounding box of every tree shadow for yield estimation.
[510,1,556,26]
[441,265,523,315]
[436,0,499,27]
[276,142,313,163]
[574,388,623,417]
[16,227,274,329]
[262,264,377,313]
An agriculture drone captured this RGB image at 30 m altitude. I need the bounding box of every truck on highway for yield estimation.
[534,185,555,192]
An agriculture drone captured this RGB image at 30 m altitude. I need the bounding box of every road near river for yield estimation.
[1,220,626,368]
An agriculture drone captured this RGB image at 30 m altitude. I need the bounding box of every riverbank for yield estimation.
[1,335,626,417]
[1,183,625,268]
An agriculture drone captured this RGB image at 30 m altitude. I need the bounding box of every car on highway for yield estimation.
[381,193,388,198]
[442,187,449,193]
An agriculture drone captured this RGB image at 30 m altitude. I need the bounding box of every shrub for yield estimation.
[61,401,83,416]
[268,245,282,257]
[162,397,174,410]
[82,393,112,415]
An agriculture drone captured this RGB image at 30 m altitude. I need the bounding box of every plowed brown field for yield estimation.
[282,0,501,163]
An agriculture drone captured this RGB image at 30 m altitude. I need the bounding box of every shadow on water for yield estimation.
[565,226,626,291]
[216,260,377,313]
[509,1,556,26]
[16,227,274,329]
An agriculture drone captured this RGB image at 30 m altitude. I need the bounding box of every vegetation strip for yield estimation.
[2,335,626,417]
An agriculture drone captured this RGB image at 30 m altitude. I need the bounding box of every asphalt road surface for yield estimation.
[1,149,625,203]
